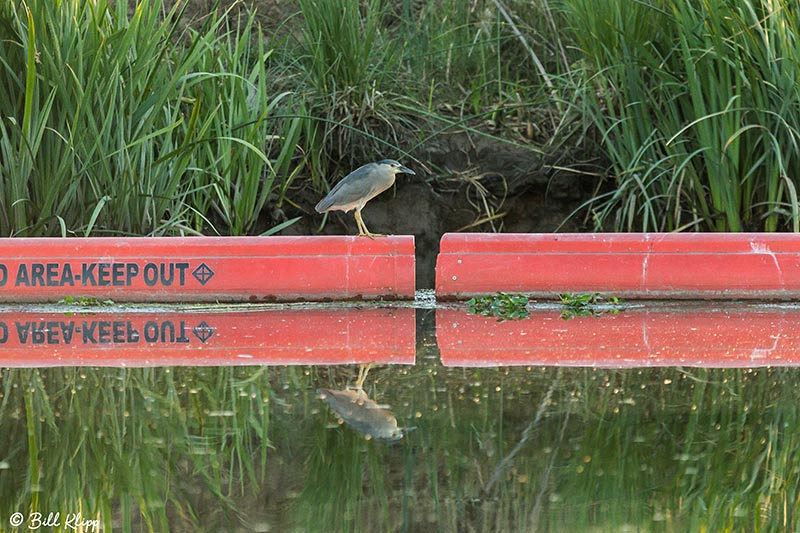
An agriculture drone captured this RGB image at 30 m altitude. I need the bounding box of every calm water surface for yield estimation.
[0,293,798,532]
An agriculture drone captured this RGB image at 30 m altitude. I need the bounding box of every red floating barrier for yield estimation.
[0,307,415,367]
[0,236,415,302]
[436,233,800,299]
[437,306,800,367]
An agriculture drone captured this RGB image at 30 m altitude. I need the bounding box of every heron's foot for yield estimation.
[353,210,386,238]
[357,230,386,238]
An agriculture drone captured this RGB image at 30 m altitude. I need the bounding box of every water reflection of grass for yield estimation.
[1,365,799,530]
[0,366,275,530]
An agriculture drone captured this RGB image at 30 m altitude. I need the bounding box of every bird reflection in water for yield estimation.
[318,363,413,441]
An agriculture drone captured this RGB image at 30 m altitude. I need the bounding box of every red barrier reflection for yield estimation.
[437,305,800,367]
[0,307,415,367]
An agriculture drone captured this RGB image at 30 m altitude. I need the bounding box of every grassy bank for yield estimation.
[564,0,800,232]
[0,0,302,237]
[1,0,799,235]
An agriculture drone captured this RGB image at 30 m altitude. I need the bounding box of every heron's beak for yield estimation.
[397,165,416,175]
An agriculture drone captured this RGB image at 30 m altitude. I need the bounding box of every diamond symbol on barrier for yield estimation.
[192,262,215,286]
[193,321,214,343]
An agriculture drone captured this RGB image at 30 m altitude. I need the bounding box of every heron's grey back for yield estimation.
[314,163,388,212]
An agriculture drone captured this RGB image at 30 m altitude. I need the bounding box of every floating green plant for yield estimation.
[559,292,624,320]
[58,296,114,306]
[467,292,530,321]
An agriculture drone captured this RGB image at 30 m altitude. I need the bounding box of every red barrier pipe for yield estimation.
[0,236,414,302]
[0,307,415,367]
[436,233,800,299]
[437,306,800,367]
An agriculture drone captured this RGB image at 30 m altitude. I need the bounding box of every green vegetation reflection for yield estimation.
[1,364,799,530]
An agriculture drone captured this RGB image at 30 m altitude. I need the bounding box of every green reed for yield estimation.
[0,0,299,237]
[563,0,800,232]
[295,0,399,175]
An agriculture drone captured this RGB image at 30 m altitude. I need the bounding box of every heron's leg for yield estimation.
[355,208,384,238]
[355,363,373,390]
[353,209,368,236]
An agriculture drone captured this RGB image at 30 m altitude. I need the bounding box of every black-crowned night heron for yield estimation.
[317,387,407,441]
[315,159,416,238]
[317,364,414,441]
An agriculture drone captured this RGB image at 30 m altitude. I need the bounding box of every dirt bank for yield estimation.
[280,135,596,288]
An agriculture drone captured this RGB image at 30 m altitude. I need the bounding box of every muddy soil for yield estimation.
[279,135,597,288]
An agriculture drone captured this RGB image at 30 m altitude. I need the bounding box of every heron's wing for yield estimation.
[315,165,384,212]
